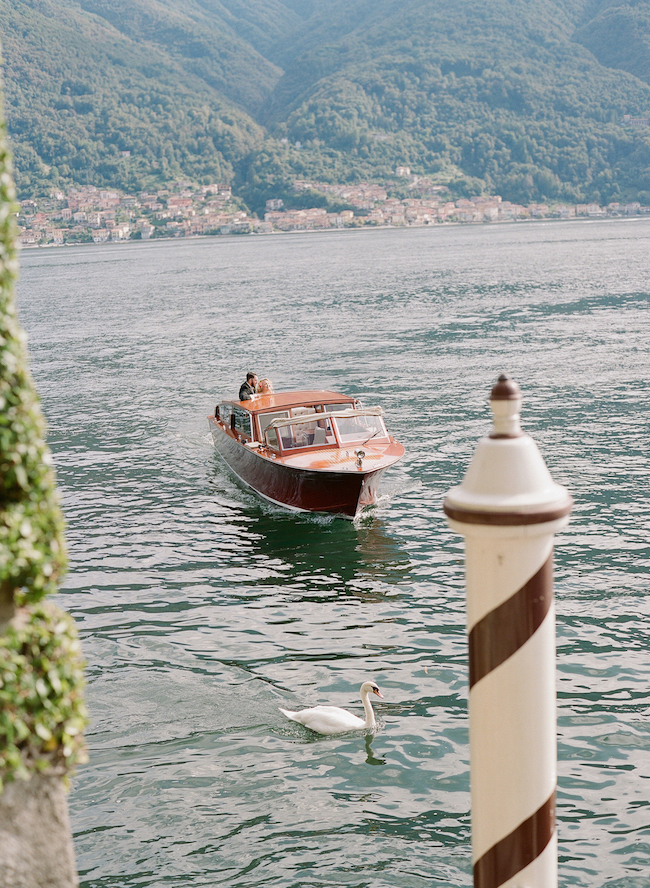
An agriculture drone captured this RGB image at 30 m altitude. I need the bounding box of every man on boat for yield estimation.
[239,372,258,401]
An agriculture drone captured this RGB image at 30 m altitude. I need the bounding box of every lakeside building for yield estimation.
[16,180,650,247]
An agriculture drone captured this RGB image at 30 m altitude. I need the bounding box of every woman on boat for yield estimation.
[256,377,274,394]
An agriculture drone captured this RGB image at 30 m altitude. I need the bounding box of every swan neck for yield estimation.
[361,689,376,728]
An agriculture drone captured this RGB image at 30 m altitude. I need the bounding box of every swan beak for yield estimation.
[373,688,384,698]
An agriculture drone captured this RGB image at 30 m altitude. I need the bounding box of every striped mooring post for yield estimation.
[443,375,573,888]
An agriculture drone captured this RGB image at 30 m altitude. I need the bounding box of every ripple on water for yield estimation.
[16,221,650,887]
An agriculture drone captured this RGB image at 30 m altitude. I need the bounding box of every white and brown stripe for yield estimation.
[468,550,557,888]
[443,374,572,888]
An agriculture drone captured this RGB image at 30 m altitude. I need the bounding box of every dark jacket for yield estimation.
[239,381,255,401]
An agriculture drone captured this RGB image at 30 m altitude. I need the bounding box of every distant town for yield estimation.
[16,169,650,247]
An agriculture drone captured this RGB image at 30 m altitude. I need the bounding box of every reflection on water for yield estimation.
[15,220,650,888]
[365,734,387,766]
[206,458,413,595]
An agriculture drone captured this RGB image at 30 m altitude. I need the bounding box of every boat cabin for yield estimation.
[214,390,391,457]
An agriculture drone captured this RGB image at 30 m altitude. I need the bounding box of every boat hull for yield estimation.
[210,421,390,518]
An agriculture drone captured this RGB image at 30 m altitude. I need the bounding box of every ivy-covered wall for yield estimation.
[0,84,87,791]
[0,127,67,607]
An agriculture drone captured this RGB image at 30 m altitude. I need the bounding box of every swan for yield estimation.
[279,680,383,735]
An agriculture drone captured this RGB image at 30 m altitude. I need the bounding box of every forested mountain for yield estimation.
[1,0,650,209]
[574,0,650,84]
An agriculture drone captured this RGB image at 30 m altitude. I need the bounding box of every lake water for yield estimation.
[15,219,650,888]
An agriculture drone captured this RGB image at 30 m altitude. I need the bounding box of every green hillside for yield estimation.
[1,0,650,207]
[574,0,650,84]
[0,0,274,195]
[253,0,650,207]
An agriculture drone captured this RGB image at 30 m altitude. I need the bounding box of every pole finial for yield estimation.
[490,374,523,438]
[443,376,572,525]
[491,373,521,400]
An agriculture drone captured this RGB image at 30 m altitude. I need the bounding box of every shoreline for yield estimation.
[18,212,650,251]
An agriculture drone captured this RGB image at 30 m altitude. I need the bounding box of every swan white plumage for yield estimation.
[279,680,383,735]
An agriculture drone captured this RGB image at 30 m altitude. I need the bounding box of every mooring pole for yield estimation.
[443,375,572,888]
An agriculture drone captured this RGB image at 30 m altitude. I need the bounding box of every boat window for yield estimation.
[219,403,232,424]
[232,405,252,438]
[322,403,353,413]
[265,427,279,450]
[277,418,334,450]
[258,410,290,436]
[334,414,386,444]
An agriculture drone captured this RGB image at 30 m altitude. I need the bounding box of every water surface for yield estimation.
[17,219,650,887]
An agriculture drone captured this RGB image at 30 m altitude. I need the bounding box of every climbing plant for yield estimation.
[0,604,87,791]
[0,89,87,788]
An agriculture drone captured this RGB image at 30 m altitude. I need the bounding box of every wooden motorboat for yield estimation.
[208,390,404,517]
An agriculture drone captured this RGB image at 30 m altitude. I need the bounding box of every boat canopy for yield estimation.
[225,390,358,413]
[266,406,384,430]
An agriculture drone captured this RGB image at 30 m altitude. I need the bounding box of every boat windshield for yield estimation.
[258,410,290,436]
[334,413,387,444]
[268,416,334,451]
